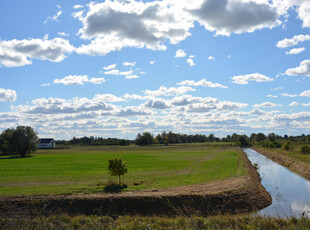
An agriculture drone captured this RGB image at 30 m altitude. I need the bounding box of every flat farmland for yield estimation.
[0,143,247,196]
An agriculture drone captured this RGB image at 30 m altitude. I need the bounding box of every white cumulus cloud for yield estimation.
[177,79,228,88]
[103,64,116,70]
[253,102,280,108]
[126,75,140,79]
[302,102,310,106]
[0,88,17,102]
[104,69,120,75]
[44,10,62,24]
[281,93,297,97]
[296,1,310,28]
[187,58,195,67]
[73,0,310,57]
[232,73,273,84]
[57,32,69,37]
[0,38,74,67]
[73,4,84,9]
[89,78,106,84]
[93,94,125,102]
[53,75,89,85]
[277,34,310,48]
[175,49,187,58]
[75,1,193,55]
[289,102,299,106]
[286,47,305,55]
[189,0,279,36]
[120,70,134,76]
[144,86,195,97]
[300,90,310,97]
[53,75,105,85]
[123,61,136,66]
[285,60,310,77]
[12,96,119,114]
[145,98,171,109]
[267,94,278,98]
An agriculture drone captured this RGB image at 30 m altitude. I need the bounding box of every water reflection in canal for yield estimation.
[243,148,310,218]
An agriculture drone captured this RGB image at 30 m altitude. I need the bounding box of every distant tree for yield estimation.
[154,135,159,144]
[231,133,239,142]
[135,132,154,146]
[0,126,38,157]
[250,133,257,142]
[268,133,276,142]
[256,133,266,142]
[135,133,143,145]
[108,158,128,185]
[208,133,215,142]
[237,135,251,147]
[119,139,131,146]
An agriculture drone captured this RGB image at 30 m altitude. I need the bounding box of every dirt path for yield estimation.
[0,150,271,216]
[252,146,310,181]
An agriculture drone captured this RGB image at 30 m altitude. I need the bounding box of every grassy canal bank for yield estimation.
[252,146,310,181]
[1,214,310,230]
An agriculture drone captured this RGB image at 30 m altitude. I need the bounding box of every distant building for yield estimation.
[38,138,56,149]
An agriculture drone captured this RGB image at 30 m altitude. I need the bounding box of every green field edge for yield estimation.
[0,143,248,197]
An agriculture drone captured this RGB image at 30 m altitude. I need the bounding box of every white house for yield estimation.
[38,138,56,149]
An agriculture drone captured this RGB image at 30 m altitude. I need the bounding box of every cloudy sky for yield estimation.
[0,0,310,140]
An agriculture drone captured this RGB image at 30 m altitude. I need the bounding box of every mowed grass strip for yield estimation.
[0,143,247,196]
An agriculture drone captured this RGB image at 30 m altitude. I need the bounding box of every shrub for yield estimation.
[261,140,282,148]
[261,140,271,148]
[273,141,282,148]
[283,141,291,151]
[301,145,310,154]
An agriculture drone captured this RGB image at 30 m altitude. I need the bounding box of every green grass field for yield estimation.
[0,143,247,196]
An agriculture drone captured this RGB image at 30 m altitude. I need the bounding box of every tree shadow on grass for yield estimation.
[0,155,34,160]
[104,183,128,193]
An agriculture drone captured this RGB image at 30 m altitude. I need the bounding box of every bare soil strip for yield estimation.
[252,146,310,181]
[0,150,271,216]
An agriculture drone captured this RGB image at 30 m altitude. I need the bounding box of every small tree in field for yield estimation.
[108,158,127,185]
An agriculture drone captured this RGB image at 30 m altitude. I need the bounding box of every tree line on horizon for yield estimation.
[134,131,310,147]
[57,136,132,147]
[58,132,310,147]
[1,125,310,157]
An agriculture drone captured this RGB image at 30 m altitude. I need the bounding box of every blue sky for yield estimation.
[0,0,309,140]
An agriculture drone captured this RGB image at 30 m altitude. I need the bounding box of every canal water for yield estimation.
[243,148,310,218]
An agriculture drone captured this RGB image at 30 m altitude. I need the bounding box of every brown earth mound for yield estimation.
[252,146,310,181]
[0,150,271,217]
